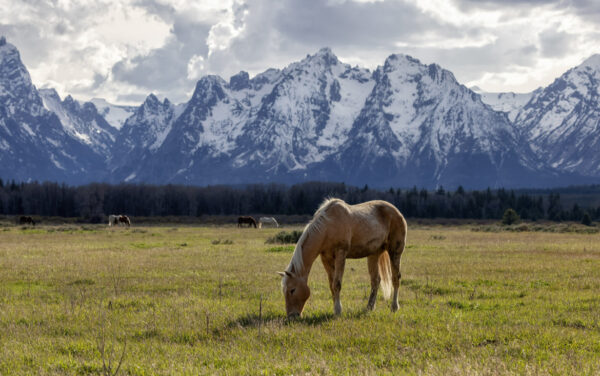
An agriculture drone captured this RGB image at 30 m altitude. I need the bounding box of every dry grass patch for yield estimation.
[0,224,599,374]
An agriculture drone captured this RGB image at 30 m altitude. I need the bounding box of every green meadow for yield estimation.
[1,223,600,375]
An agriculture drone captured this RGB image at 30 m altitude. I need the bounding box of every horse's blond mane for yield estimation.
[285,198,342,277]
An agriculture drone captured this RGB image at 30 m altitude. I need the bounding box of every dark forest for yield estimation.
[1,178,599,223]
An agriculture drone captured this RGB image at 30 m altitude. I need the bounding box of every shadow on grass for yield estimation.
[225,308,371,330]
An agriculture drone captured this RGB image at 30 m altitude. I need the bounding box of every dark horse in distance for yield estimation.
[237,216,257,228]
[19,216,35,226]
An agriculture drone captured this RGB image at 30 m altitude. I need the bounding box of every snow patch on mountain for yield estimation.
[472,87,534,122]
[89,98,137,130]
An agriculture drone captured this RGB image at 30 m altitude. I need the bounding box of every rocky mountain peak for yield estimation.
[311,47,338,65]
[288,47,341,75]
[1,40,598,188]
[38,88,61,101]
[0,37,19,60]
[0,39,35,95]
[143,93,160,107]
[229,71,250,91]
[383,53,422,71]
[578,54,600,71]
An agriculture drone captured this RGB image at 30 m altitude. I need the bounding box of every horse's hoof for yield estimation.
[391,304,399,312]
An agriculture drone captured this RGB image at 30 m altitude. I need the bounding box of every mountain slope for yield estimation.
[122,48,376,184]
[39,89,117,155]
[1,36,599,188]
[120,50,559,188]
[0,38,105,183]
[326,54,546,188]
[109,93,182,181]
[515,54,600,177]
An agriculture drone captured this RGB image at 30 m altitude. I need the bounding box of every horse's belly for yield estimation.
[347,241,385,259]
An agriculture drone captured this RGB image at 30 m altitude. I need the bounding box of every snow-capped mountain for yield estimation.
[39,89,117,155]
[0,37,106,183]
[109,93,183,181]
[120,48,377,184]
[118,49,554,188]
[236,48,374,173]
[327,54,548,188]
[1,36,599,188]
[514,54,600,177]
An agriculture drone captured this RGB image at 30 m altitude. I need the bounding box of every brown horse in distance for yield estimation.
[237,216,257,228]
[19,216,35,226]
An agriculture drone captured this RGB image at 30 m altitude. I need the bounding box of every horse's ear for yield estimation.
[277,271,286,277]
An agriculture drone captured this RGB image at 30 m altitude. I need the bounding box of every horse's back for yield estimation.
[323,200,406,257]
[362,200,407,241]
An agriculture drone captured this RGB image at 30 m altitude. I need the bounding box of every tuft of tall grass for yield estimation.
[265,230,303,244]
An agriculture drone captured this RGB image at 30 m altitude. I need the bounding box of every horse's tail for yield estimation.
[378,251,393,300]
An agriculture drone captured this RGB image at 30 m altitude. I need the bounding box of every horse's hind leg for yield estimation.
[389,242,405,312]
[367,254,380,310]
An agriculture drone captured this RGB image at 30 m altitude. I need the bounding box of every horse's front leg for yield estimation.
[332,249,346,315]
[321,254,335,302]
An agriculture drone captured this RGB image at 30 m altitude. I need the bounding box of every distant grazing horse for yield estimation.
[108,215,119,226]
[19,216,35,226]
[108,214,130,227]
[259,217,279,228]
[237,216,257,228]
[279,198,407,318]
[118,215,131,227]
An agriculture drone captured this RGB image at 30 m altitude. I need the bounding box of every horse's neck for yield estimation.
[296,231,324,279]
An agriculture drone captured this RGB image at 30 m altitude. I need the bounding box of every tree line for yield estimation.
[0,178,598,222]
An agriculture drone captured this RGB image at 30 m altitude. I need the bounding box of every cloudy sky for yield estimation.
[1,0,599,105]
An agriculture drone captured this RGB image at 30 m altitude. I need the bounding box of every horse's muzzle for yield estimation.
[287,312,300,320]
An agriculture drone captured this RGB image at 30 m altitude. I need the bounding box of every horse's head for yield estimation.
[278,270,310,319]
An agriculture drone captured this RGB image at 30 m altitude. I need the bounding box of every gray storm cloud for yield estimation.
[0,0,598,104]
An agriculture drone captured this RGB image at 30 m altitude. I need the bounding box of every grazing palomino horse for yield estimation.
[19,216,35,226]
[118,215,131,227]
[237,216,257,228]
[259,217,279,228]
[108,215,119,226]
[279,198,407,318]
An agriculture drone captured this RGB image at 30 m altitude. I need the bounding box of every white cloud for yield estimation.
[1,0,599,103]
[187,55,205,80]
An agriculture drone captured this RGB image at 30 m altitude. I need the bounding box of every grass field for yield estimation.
[1,223,600,375]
